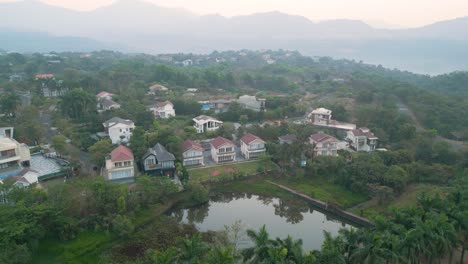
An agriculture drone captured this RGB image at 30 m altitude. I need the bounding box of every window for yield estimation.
[124,161,132,166]
[115,162,122,167]
[321,150,327,155]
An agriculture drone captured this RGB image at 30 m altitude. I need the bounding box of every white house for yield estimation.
[104,145,135,181]
[150,101,176,119]
[182,59,193,66]
[10,169,40,187]
[240,133,266,160]
[182,140,204,167]
[237,95,266,112]
[102,117,135,144]
[309,132,338,157]
[346,128,379,152]
[0,137,31,179]
[193,115,223,133]
[308,108,332,126]
[210,137,236,163]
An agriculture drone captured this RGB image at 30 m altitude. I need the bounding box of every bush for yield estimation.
[187,182,209,204]
[112,215,134,239]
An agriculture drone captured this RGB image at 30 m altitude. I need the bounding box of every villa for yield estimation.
[104,145,135,181]
[309,132,339,157]
[210,137,236,163]
[240,133,266,160]
[346,128,379,152]
[142,143,176,176]
[193,115,223,133]
[102,117,135,144]
[182,140,205,167]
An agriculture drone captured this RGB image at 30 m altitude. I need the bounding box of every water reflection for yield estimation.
[168,193,352,250]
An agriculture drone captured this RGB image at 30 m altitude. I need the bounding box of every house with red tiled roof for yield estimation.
[240,133,266,160]
[96,91,114,100]
[182,140,204,167]
[148,84,169,94]
[346,128,378,152]
[149,101,175,118]
[210,137,236,163]
[309,132,338,157]
[104,145,135,181]
[35,74,55,80]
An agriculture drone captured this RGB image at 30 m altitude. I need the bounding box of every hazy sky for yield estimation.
[3,0,468,28]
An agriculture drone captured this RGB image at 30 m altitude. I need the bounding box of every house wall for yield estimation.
[108,125,134,144]
[241,141,266,160]
[211,144,236,163]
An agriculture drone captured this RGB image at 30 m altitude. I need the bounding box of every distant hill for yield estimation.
[1,0,468,74]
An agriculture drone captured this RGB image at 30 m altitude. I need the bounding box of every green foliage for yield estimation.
[111,215,134,239]
[59,88,97,121]
[129,126,147,162]
[52,134,67,154]
[186,182,209,204]
[88,139,113,167]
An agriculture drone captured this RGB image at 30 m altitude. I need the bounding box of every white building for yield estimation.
[237,95,266,112]
[150,101,176,119]
[210,137,236,163]
[309,108,332,126]
[193,115,223,133]
[102,117,135,144]
[104,145,135,180]
[240,134,266,160]
[182,140,204,167]
[0,137,31,179]
[309,132,338,157]
[346,128,379,152]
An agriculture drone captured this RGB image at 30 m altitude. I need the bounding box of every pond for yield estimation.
[167,193,356,251]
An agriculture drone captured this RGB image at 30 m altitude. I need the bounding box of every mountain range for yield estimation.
[2,0,468,74]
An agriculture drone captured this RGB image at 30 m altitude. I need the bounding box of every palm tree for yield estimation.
[207,246,236,264]
[177,234,209,263]
[350,232,389,264]
[147,247,178,264]
[242,225,273,263]
[338,228,360,264]
[317,231,345,264]
[273,235,304,263]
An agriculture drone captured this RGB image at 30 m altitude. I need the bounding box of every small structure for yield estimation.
[149,101,175,119]
[35,74,55,80]
[104,145,135,181]
[0,137,31,179]
[240,133,266,160]
[187,88,198,93]
[193,115,223,133]
[97,98,121,112]
[237,95,266,112]
[279,134,297,145]
[182,140,204,167]
[0,127,14,138]
[96,91,115,100]
[346,128,379,152]
[309,108,332,126]
[9,169,40,187]
[210,137,236,163]
[182,59,193,66]
[148,84,169,95]
[9,74,23,82]
[210,99,233,113]
[309,132,338,157]
[102,117,135,144]
[142,143,176,176]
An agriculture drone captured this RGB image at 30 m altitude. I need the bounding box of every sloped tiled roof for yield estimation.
[211,136,234,149]
[35,74,54,79]
[182,140,203,152]
[103,117,134,127]
[310,132,337,143]
[193,115,220,122]
[111,145,134,162]
[96,91,114,98]
[240,133,264,145]
[143,143,175,162]
[99,98,120,108]
[156,101,174,108]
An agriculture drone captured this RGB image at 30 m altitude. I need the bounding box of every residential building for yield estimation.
[150,101,176,118]
[240,134,266,160]
[308,108,332,126]
[96,91,115,100]
[193,115,223,133]
[237,95,266,112]
[278,134,297,145]
[9,169,40,187]
[97,98,121,112]
[142,143,176,176]
[0,127,14,138]
[182,59,193,66]
[148,84,169,95]
[210,137,236,163]
[0,137,31,179]
[346,128,379,152]
[309,132,338,157]
[182,140,204,167]
[102,117,135,144]
[104,145,135,181]
[210,99,232,113]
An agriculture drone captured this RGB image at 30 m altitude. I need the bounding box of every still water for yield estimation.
[168,193,354,250]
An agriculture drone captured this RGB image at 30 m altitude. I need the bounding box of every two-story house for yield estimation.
[150,101,176,119]
[240,133,266,160]
[210,137,236,163]
[142,143,176,176]
[104,145,135,181]
[309,132,339,157]
[0,137,31,179]
[193,115,223,133]
[182,140,204,167]
[102,117,135,144]
[346,127,379,152]
[308,108,332,126]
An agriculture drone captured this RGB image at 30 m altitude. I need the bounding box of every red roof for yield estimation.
[182,140,203,152]
[156,100,174,108]
[240,133,264,145]
[35,74,54,79]
[111,145,134,162]
[210,136,235,149]
[149,84,168,90]
[97,91,114,98]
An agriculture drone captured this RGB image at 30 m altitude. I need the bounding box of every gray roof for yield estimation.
[143,143,175,162]
[100,98,120,108]
[103,117,134,127]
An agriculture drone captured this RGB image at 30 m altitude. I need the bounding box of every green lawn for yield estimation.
[188,160,276,183]
[32,231,113,264]
[270,176,369,208]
